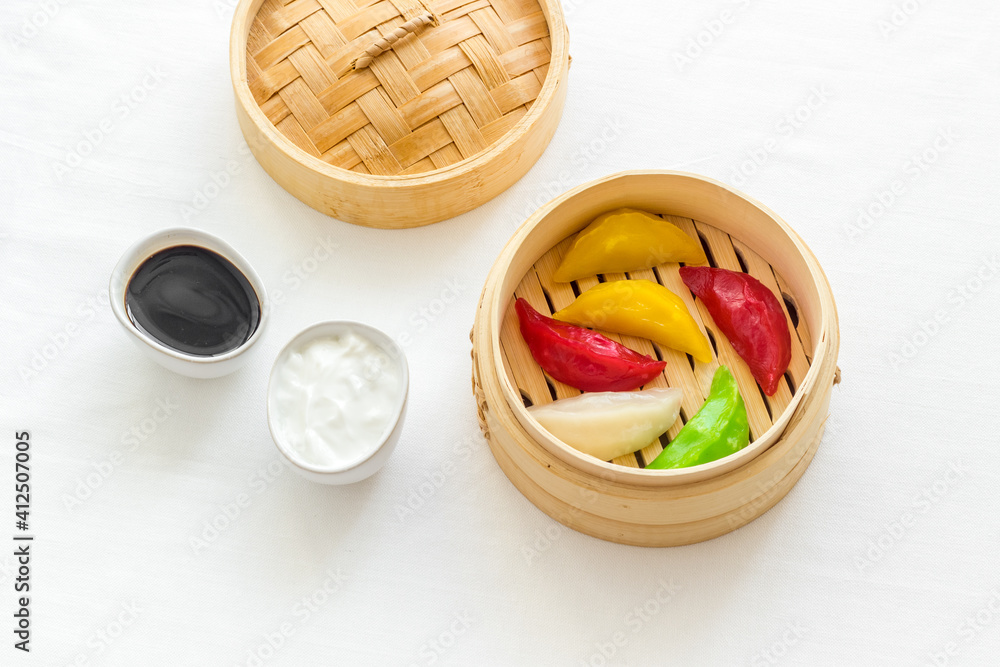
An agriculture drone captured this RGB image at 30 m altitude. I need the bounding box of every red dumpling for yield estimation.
[680,267,791,396]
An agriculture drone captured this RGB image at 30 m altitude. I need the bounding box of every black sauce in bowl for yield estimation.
[125,245,260,356]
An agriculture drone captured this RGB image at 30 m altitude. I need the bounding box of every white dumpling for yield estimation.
[527,388,683,461]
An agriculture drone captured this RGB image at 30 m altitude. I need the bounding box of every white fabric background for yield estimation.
[2,0,999,664]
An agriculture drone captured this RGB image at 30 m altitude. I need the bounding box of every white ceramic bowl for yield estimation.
[110,228,268,379]
[266,321,409,485]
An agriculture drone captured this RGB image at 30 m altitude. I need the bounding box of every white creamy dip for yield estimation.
[269,331,404,469]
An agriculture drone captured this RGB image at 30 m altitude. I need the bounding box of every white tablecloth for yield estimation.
[3,0,999,664]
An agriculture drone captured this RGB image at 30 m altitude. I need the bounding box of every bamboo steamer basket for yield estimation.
[230,0,569,228]
[470,171,841,547]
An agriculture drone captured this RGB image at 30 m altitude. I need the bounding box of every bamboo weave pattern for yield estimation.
[246,0,554,176]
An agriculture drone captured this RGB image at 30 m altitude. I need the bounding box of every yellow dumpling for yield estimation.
[554,208,707,282]
[552,279,713,363]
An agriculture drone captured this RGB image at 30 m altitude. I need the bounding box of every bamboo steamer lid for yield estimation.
[231,0,569,228]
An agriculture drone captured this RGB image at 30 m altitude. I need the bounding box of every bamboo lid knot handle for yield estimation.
[351,12,437,71]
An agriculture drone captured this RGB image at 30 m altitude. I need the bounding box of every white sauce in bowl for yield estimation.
[269,331,404,470]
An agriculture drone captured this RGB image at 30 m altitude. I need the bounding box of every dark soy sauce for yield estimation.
[125,245,260,356]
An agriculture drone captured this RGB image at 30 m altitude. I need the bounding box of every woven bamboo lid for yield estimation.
[233,0,568,227]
